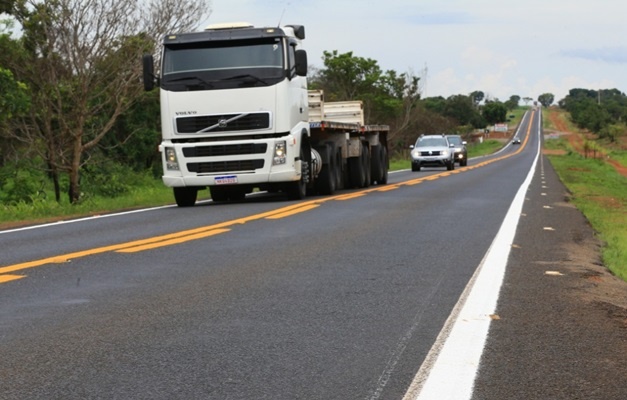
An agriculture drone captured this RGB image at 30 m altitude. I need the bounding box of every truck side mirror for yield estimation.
[295,49,307,77]
[142,54,155,91]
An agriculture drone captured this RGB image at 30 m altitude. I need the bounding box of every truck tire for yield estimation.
[371,145,388,185]
[361,142,371,188]
[348,152,365,188]
[334,146,344,189]
[173,187,198,207]
[316,143,336,195]
[378,146,389,184]
[288,147,308,200]
[210,186,228,202]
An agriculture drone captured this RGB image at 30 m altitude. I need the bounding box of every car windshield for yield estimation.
[447,136,462,145]
[416,137,447,147]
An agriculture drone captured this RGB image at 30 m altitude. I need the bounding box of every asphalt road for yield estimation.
[1,110,625,399]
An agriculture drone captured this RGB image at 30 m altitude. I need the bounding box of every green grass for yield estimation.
[544,136,627,281]
[467,140,504,158]
[0,179,213,228]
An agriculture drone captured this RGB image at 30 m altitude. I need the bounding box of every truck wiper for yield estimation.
[223,74,268,85]
[168,76,215,88]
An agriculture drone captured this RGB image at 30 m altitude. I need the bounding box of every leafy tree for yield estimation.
[315,50,382,102]
[599,123,626,143]
[443,95,476,125]
[522,96,533,105]
[482,101,508,124]
[560,88,627,134]
[311,50,422,141]
[470,90,484,107]
[505,95,520,110]
[3,0,211,203]
[0,67,29,123]
[538,93,554,107]
[0,0,20,14]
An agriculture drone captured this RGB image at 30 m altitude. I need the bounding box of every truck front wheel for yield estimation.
[287,148,308,200]
[173,187,198,207]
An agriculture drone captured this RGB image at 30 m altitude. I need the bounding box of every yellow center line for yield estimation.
[265,204,320,219]
[1,111,538,282]
[0,274,26,283]
[117,228,231,253]
[335,193,367,201]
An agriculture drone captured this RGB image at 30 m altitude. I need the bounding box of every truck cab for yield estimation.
[143,23,311,206]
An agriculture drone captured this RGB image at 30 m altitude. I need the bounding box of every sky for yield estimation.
[199,0,627,104]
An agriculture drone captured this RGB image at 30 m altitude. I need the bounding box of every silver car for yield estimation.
[410,134,455,171]
[446,134,468,166]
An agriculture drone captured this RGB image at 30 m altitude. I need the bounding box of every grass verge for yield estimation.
[544,113,627,281]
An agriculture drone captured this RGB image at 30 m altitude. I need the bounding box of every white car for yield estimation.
[410,135,456,171]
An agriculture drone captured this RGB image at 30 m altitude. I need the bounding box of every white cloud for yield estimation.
[203,0,627,102]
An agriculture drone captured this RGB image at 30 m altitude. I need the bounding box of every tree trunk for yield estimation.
[68,138,82,204]
[46,160,61,203]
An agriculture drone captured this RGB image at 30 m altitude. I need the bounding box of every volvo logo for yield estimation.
[218,119,228,128]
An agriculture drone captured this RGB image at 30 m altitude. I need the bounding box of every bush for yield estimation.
[0,168,44,205]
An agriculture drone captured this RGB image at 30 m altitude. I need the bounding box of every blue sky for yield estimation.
[203,0,627,103]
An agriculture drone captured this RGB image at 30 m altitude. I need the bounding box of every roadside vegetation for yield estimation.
[543,107,627,281]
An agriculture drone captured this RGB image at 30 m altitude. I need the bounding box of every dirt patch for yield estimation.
[545,110,627,178]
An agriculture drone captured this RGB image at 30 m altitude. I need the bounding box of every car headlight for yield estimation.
[441,150,449,156]
[411,150,420,158]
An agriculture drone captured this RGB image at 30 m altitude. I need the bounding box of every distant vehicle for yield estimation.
[410,134,455,171]
[445,134,468,166]
[512,137,521,145]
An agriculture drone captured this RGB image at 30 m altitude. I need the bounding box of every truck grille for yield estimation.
[176,113,271,134]
[187,160,265,174]
[183,143,267,157]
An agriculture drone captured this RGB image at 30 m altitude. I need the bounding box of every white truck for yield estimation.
[143,23,390,206]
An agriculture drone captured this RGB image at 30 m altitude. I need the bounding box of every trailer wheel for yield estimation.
[371,145,388,185]
[334,146,344,189]
[173,187,198,207]
[348,151,365,188]
[378,146,389,184]
[361,142,371,188]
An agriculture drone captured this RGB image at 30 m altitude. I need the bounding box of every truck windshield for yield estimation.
[161,38,285,90]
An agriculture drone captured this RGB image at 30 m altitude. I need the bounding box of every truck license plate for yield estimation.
[215,175,238,185]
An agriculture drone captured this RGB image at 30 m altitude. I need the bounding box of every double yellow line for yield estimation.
[0,111,535,284]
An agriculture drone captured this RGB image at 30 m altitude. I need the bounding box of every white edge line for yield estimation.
[0,200,207,235]
[403,111,540,400]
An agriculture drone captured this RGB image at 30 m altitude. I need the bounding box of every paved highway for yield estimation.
[1,110,625,399]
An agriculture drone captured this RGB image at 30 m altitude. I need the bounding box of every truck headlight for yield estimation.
[165,147,179,170]
[273,141,287,165]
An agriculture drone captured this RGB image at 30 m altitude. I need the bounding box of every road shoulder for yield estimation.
[472,155,627,400]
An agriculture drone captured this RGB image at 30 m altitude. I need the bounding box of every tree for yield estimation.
[522,97,533,106]
[538,93,554,107]
[0,68,30,123]
[311,50,422,139]
[505,95,520,110]
[470,90,484,107]
[482,101,508,124]
[443,95,476,125]
[4,0,211,203]
[315,50,383,102]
